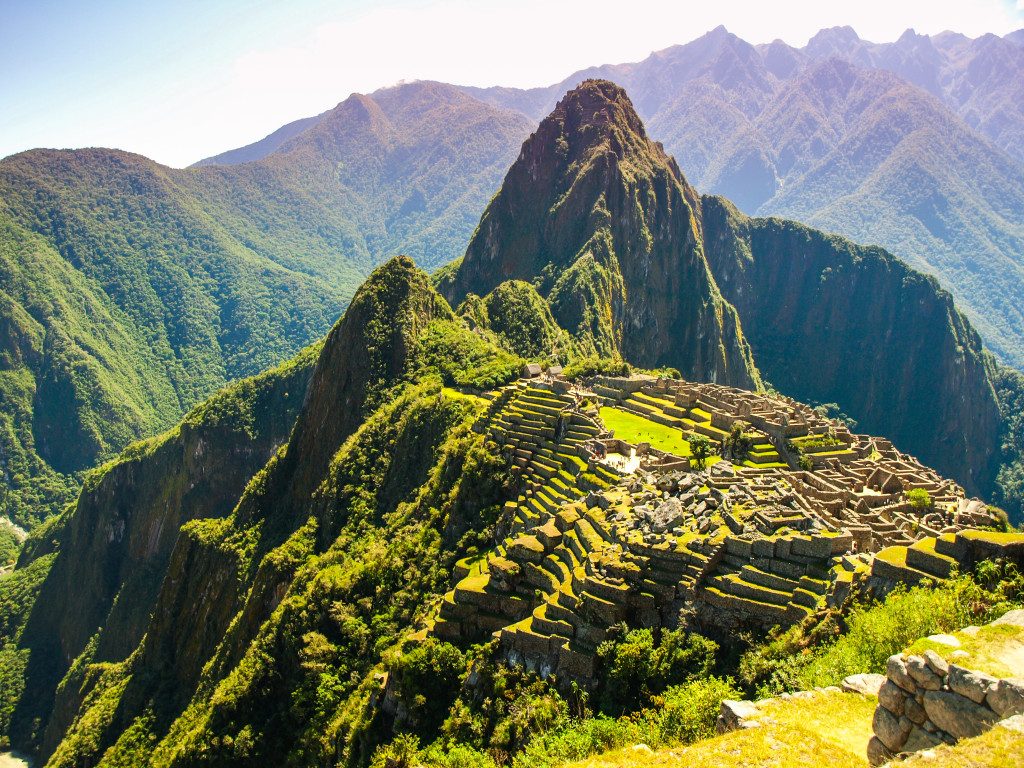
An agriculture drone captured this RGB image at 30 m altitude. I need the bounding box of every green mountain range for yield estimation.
[1,82,1021,768]
[0,82,530,526]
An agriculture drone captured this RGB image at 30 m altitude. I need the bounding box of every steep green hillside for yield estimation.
[0,339,320,754]
[3,253,1019,768]
[700,196,1003,499]
[457,280,578,360]
[439,80,759,389]
[0,256,520,766]
[0,81,530,527]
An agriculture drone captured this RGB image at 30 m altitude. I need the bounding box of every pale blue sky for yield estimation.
[2,0,1022,167]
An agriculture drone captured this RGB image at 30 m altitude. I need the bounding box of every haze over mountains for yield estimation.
[200,26,1024,373]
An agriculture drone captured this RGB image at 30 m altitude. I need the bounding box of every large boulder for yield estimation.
[842,673,886,696]
[922,690,1000,739]
[716,699,760,734]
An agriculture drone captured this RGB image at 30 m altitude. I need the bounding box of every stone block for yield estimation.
[717,699,760,734]
[886,655,917,695]
[923,649,949,677]
[751,538,774,558]
[873,705,910,751]
[902,724,943,753]
[992,608,1024,627]
[906,655,943,690]
[842,673,886,696]
[866,736,892,767]
[905,695,927,724]
[923,690,1000,739]
[947,664,998,704]
[878,681,907,716]
[725,537,752,558]
[999,713,1024,733]
[988,678,1024,718]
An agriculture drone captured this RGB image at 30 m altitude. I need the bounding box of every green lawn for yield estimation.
[599,407,693,457]
[442,386,488,403]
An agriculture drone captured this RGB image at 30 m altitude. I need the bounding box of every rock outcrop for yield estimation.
[700,195,1003,499]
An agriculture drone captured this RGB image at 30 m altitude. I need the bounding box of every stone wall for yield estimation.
[868,647,1024,764]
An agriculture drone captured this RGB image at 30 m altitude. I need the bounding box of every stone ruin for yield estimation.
[422,376,1014,689]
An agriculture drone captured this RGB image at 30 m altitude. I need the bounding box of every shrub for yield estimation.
[597,627,718,714]
[798,576,1018,688]
[687,434,712,470]
[657,676,741,744]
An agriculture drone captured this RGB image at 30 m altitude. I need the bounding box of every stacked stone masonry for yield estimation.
[428,376,1010,687]
[869,641,1024,763]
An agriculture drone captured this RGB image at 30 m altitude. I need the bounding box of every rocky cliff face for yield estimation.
[700,195,1002,497]
[441,80,760,388]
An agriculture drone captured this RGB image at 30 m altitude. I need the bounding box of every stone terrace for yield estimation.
[425,376,1011,687]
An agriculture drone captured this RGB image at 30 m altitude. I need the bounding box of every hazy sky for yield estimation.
[3,0,1022,167]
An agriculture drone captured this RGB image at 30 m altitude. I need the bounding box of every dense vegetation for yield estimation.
[0,81,530,529]
[2,60,1024,766]
[993,365,1024,522]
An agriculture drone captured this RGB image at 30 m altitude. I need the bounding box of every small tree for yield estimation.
[907,488,931,512]
[687,433,712,470]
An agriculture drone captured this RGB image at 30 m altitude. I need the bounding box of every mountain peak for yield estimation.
[549,79,652,149]
[441,81,759,388]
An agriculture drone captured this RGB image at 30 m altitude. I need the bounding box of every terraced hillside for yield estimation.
[427,374,1010,682]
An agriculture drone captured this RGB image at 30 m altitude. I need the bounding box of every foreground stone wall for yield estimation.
[869,614,1024,764]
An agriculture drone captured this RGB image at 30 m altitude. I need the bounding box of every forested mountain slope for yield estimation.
[0,82,530,526]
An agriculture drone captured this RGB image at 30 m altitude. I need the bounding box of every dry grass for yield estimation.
[558,690,876,768]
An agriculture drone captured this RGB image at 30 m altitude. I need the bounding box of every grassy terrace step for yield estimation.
[544,599,582,628]
[563,529,587,563]
[556,583,581,611]
[797,576,829,595]
[530,453,561,471]
[544,553,571,583]
[740,565,800,593]
[790,587,821,608]
[580,590,625,624]
[871,545,934,585]
[905,537,957,578]
[712,574,793,606]
[573,518,605,553]
[517,401,565,419]
[701,586,790,621]
[530,603,575,639]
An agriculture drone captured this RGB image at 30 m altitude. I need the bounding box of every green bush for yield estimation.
[799,576,1019,688]
[738,575,1024,696]
[656,676,741,744]
[597,627,718,714]
[906,488,931,511]
[687,434,712,470]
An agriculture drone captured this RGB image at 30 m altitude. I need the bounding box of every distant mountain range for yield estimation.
[3,24,1024,530]
[199,27,1024,373]
[458,26,1024,373]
